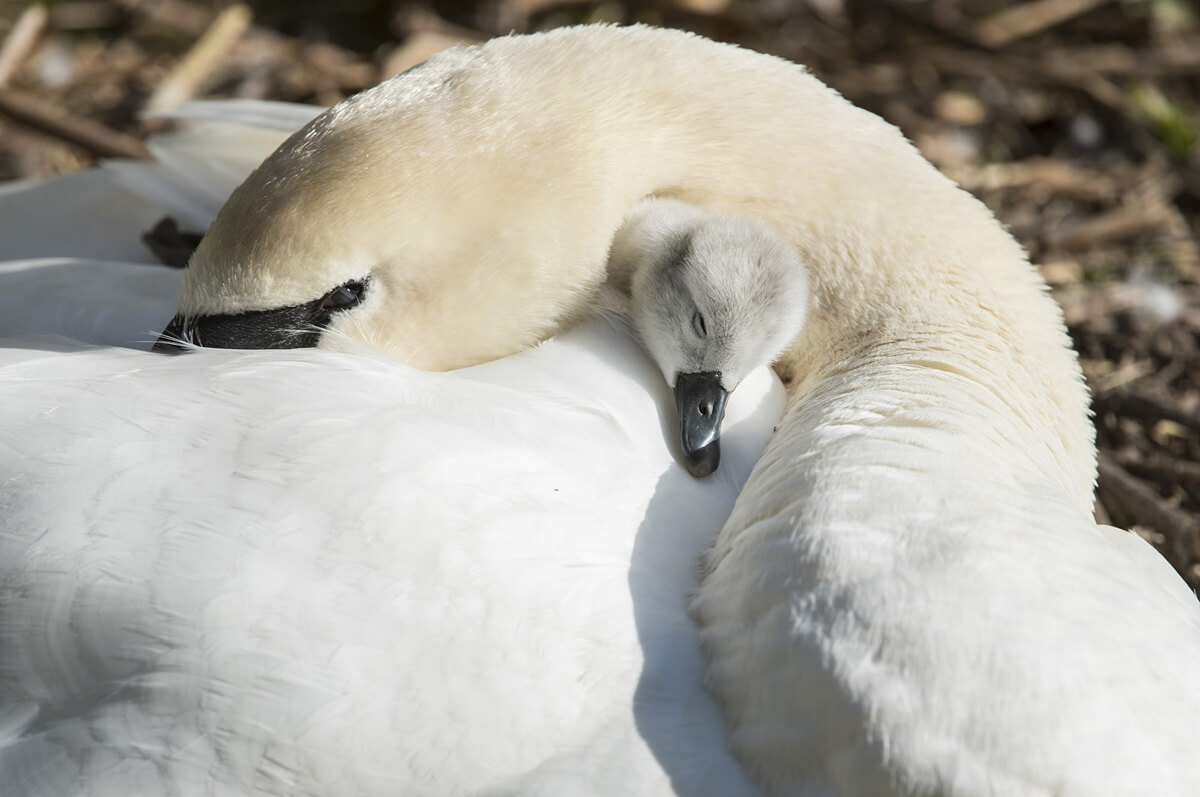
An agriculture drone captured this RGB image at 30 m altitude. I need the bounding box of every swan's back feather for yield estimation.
[0,308,781,796]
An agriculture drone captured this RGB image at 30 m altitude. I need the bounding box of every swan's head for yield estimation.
[619,199,809,477]
[149,42,631,371]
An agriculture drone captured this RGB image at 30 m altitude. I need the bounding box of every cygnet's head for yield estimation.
[615,199,809,477]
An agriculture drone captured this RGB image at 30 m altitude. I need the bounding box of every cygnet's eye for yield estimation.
[321,280,366,311]
[692,310,707,338]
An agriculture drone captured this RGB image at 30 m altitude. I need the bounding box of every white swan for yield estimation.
[0,103,796,795]
[141,24,1200,796]
[6,22,1200,796]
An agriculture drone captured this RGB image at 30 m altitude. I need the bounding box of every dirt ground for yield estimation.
[1,0,1197,587]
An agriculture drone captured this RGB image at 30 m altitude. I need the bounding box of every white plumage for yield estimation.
[3,22,1200,797]
[0,332,780,796]
[0,102,782,795]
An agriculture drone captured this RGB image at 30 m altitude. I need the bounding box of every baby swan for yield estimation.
[605,198,808,477]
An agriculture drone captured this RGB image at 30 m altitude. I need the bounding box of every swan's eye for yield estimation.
[692,310,707,338]
[321,281,366,311]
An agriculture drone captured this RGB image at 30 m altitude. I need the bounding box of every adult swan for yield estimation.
[11,23,1200,796]
[154,24,1200,794]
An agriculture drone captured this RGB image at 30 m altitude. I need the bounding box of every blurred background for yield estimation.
[0,0,1197,586]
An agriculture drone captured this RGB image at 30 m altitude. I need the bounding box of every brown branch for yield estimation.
[1094,388,1200,437]
[144,4,252,114]
[873,0,983,48]
[0,3,49,87]
[1098,454,1200,566]
[922,47,1128,113]
[0,85,151,160]
[1042,41,1200,78]
[116,0,375,101]
[948,158,1117,203]
[109,0,210,36]
[48,2,125,31]
[974,0,1117,49]
[1046,202,1173,251]
[1115,452,1200,488]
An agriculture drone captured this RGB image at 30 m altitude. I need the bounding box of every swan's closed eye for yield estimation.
[692,310,707,338]
[321,280,368,311]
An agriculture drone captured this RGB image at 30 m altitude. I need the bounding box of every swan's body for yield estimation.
[5,23,1200,796]
[0,324,779,797]
[0,105,786,795]
[149,24,1200,795]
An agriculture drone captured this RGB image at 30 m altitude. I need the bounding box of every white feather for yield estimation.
[4,24,1200,797]
[0,98,782,796]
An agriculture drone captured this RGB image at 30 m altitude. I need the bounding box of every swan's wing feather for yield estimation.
[1097,523,1200,618]
[0,312,778,795]
[151,99,324,133]
[107,102,318,232]
[0,171,163,262]
[0,99,310,261]
[0,259,179,346]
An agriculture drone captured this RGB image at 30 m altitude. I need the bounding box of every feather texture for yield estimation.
[4,24,1200,797]
[0,99,783,795]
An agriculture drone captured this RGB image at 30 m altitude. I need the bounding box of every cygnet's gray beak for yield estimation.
[674,371,729,478]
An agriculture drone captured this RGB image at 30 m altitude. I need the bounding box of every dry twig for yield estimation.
[949,158,1116,202]
[0,85,151,160]
[1116,452,1200,488]
[1097,453,1200,568]
[144,4,253,114]
[1096,389,1200,437]
[1046,202,1173,251]
[48,2,124,31]
[975,0,1116,49]
[110,0,211,36]
[0,3,48,87]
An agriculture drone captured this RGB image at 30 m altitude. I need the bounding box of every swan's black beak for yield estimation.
[154,310,311,353]
[153,314,190,353]
[674,371,729,478]
[152,308,322,353]
[152,279,369,353]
